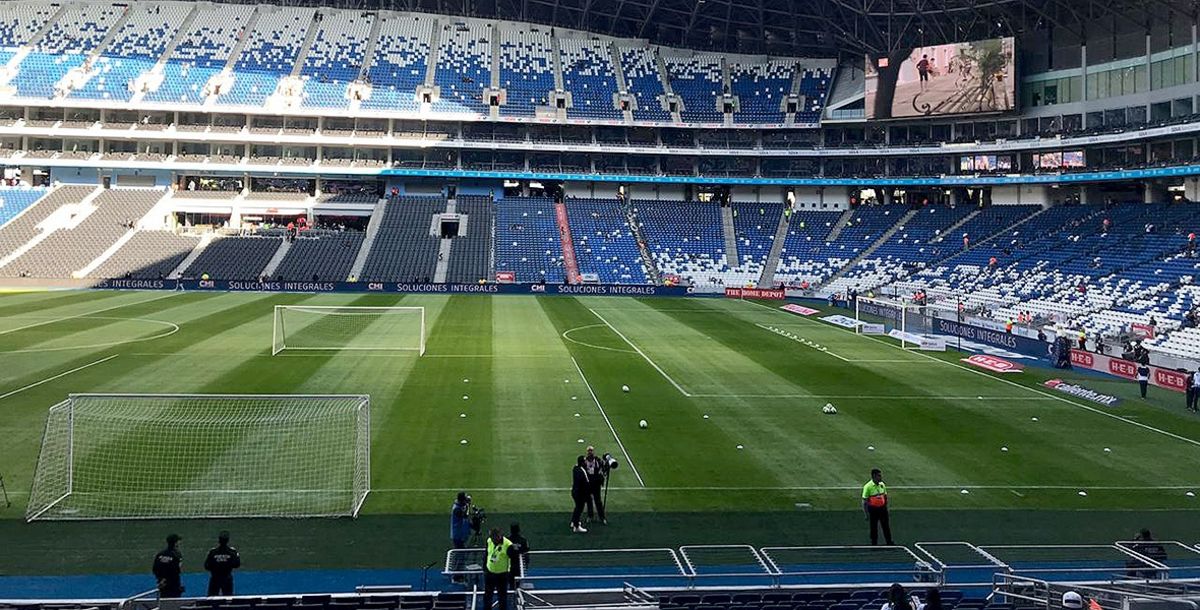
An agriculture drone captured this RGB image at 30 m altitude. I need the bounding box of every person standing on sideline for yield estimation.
[1135,348,1151,399]
[203,531,241,596]
[507,523,529,592]
[450,492,471,549]
[1189,369,1200,413]
[152,534,185,599]
[583,446,607,525]
[483,528,517,610]
[570,456,590,533]
[862,468,894,545]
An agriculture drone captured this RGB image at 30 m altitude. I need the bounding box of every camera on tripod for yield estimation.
[600,452,619,474]
[468,504,486,533]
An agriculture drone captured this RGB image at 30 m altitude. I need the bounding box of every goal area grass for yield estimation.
[1,289,1199,576]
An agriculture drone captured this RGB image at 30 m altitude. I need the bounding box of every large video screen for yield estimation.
[865,37,1016,120]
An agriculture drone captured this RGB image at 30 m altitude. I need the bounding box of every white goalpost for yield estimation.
[854,295,922,349]
[25,393,371,521]
[273,305,426,356]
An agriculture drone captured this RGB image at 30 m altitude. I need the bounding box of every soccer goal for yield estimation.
[273,305,425,356]
[25,393,371,521]
[854,296,923,349]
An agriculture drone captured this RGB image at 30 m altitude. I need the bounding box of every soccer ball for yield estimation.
[639,419,648,429]
[822,403,837,415]
[622,385,630,393]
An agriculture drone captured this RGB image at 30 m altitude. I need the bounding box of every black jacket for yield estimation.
[204,544,242,579]
[152,547,183,593]
[572,465,590,496]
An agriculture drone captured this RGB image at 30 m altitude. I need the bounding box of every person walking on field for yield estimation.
[863,468,894,546]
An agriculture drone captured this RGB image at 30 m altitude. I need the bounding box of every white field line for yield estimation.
[588,307,694,397]
[361,484,1200,493]
[0,292,180,336]
[685,393,1056,400]
[0,354,119,401]
[571,355,646,487]
[738,299,1200,450]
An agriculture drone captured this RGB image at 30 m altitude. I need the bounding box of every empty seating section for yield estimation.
[636,200,726,286]
[663,52,724,123]
[273,231,365,281]
[446,196,493,283]
[71,3,191,101]
[88,231,199,278]
[360,197,443,282]
[618,45,671,121]
[729,60,792,123]
[559,38,620,120]
[0,2,58,47]
[219,7,315,107]
[362,15,432,112]
[795,65,834,123]
[432,21,490,115]
[144,4,256,104]
[0,188,49,228]
[497,26,554,117]
[565,198,647,284]
[776,207,898,289]
[184,236,281,280]
[0,189,162,278]
[301,11,373,108]
[9,4,121,98]
[495,197,564,283]
[772,210,845,286]
[0,186,94,260]
[840,204,975,287]
[728,203,783,284]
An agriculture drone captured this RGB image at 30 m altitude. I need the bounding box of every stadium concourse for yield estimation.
[4,0,1200,606]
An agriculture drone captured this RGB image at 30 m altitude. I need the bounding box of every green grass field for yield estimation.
[1,290,1199,576]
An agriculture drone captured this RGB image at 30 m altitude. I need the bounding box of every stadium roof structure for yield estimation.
[213,0,1198,57]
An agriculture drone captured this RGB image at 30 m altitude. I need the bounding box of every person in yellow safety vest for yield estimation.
[484,527,519,610]
[1005,319,1013,333]
[862,468,894,545]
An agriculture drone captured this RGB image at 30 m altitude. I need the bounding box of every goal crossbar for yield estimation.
[273,305,426,356]
[26,393,371,521]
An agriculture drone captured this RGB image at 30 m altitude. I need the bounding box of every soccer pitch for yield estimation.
[2,290,1200,573]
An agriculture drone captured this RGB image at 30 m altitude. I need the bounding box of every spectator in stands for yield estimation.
[1062,592,1084,610]
[152,533,185,599]
[507,523,529,590]
[204,531,241,596]
[881,583,914,610]
[862,468,894,546]
[483,527,518,610]
[922,588,942,610]
[570,456,590,533]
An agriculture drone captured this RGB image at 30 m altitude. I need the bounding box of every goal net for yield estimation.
[26,393,371,521]
[273,305,425,356]
[854,296,929,349]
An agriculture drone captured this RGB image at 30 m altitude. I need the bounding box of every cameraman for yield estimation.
[583,446,607,525]
[450,492,471,549]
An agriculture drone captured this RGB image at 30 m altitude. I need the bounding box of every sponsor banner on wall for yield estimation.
[1130,323,1157,339]
[495,271,515,283]
[961,353,1024,373]
[781,304,820,316]
[932,318,1048,357]
[861,323,886,335]
[91,278,695,298]
[725,287,786,300]
[1042,379,1122,406]
[1069,349,1187,393]
[822,315,864,329]
[887,329,946,351]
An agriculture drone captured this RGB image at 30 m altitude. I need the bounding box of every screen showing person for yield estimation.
[866,37,1016,119]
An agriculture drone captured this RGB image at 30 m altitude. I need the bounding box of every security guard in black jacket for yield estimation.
[153,534,185,599]
[204,531,242,596]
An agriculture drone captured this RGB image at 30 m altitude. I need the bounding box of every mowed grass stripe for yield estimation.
[0,292,208,353]
[0,289,130,318]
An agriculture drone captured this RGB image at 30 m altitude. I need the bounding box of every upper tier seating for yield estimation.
[361,15,432,113]
[445,195,494,284]
[273,230,364,281]
[300,10,373,108]
[497,25,554,117]
[11,4,122,98]
[0,188,163,278]
[70,2,192,102]
[88,230,199,279]
[219,6,316,107]
[0,2,59,47]
[431,20,490,115]
[494,196,564,283]
[729,59,792,124]
[183,236,282,280]
[143,3,256,104]
[559,38,621,121]
[565,198,647,284]
[618,45,671,122]
[662,52,725,123]
[360,196,443,282]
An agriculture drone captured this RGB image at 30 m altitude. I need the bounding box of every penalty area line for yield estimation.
[0,354,119,401]
[571,355,646,487]
[587,307,693,397]
[0,292,180,336]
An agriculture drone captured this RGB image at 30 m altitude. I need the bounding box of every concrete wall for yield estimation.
[991,185,1051,206]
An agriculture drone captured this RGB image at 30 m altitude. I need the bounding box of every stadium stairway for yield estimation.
[722,205,739,268]
[259,238,294,279]
[626,202,661,284]
[824,209,855,242]
[347,198,386,280]
[169,233,215,279]
[819,208,916,291]
[757,207,792,287]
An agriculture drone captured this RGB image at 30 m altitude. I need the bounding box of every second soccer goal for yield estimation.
[273,305,426,355]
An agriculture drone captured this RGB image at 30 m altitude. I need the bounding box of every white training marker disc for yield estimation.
[462,395,469,400]
[867,445,875,451]
[1187,491,1196,497]
[460,413,466,418]
[1078,490,1088,496]
[571,396,578,400]
[460,439,468,445]
[577,438,585,443]
[960,489,970,494]
[463,379,469,383]
[1103,447,1111,452]
[703,414,710,419]
[1001,446,1008,452]
[573,413,581,417]
[736,444,744,450]
[1031,417,1039,421]
[564,379,570,383]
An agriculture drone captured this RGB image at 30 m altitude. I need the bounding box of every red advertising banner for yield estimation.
[725,287,786,300]
[495,271,515,283]
[961,353,1024,373]
[1069,349,1187,393]
[781,304,820,316]
[1130,323,1157,339]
